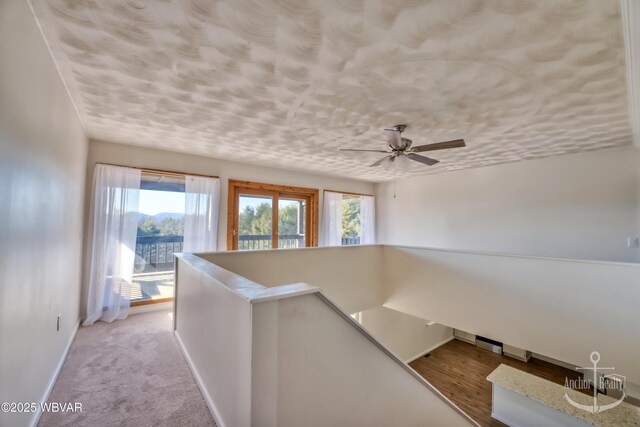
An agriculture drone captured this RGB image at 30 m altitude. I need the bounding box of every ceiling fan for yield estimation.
[340,125,466,171]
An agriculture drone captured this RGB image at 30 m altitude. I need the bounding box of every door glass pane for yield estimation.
[278,198,306,248]
[238,194,273,250]
[133,183,185,304]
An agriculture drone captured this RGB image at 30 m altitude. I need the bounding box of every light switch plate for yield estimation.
[628,237,640,248]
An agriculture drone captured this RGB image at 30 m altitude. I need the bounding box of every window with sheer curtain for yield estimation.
[321,191,375,246]
[84,164,141,325]
[84,164,220,324]
[183,175,220,253]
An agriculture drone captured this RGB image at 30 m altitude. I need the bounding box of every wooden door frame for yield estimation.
[227,180,319,250]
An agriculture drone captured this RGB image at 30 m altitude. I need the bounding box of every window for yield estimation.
[321,191,375,246]
[227,180,319,250]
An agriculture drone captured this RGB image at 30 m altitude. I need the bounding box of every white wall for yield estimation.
[355,306,453,362]
[200,246,385,314]
[382,246,640,385]
[637,148,640,235]
[0,2,88,426]
[376,147,640,263]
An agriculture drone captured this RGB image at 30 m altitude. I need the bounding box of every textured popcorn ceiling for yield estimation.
[31,0,631,181]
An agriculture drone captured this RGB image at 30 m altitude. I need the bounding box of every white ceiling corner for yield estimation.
[30,0,632,182]
[620,0,640,147]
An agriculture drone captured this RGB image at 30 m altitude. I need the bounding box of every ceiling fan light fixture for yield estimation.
[396,154,411,172]
[381,156,394,170]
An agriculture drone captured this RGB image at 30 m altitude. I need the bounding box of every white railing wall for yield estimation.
[174,256,254,427]
[174,253,475,427]
[175,244,640,425]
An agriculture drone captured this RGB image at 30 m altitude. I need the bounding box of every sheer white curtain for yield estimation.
[183,175,220,253]
[84,164,141,325]
[360,195,376,244]
[321,191,343,246]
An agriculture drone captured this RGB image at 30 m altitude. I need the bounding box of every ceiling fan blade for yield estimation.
[339,148,390,153]
[370,156,392,167]
[411,139,466,153]
[407,153,439,166]
[384,129,403,149]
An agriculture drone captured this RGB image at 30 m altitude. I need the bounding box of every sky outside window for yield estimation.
[138,189,185,215]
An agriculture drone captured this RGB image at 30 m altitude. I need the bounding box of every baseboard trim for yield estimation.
[30,319,80,427]
[530,352,577,371]
[406,335,455,363]
[174,331,226,427]
[504,351,531,362]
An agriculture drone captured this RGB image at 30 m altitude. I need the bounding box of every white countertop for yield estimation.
[487,364,640,427]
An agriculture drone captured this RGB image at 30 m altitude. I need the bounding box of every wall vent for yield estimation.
[476,335,502,354]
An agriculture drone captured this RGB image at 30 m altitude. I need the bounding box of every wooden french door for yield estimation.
[227,180,319,250]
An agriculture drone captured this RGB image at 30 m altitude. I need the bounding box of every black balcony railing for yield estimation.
[134,234,362,267]
[237,234,361,250]
[238,234,305,250]
[341,236,360,246]
[135,235,183,273]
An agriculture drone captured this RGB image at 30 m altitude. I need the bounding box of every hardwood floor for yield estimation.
[409,339,584,427]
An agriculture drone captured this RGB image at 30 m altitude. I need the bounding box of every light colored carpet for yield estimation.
[39,310,215,427]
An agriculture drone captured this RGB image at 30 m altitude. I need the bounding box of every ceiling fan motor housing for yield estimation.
[388,137,412,151]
